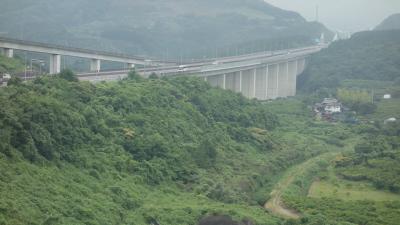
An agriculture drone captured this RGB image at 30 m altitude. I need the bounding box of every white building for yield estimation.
[384,118,396,124]
[383,94,391,99]
[322,98,342,113]
[324,103,342,113]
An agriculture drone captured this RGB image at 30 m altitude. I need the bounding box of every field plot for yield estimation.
[308,179,400,202]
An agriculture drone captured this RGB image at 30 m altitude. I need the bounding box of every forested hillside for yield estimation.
[375,13,400,31]
[298,30,400,93]
[282,27,400,225]
[0,0,331,59]
[0,69,371,225]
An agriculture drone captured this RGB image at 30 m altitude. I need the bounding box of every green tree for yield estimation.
[7,75,22,86]
[127,69,143,81]
[149,72,159,79]
[58,69,78,82]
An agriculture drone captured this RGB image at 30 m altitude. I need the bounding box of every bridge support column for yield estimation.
[127,63,135,70]
[266,64,278,99]
[225,72,241,92]
[239,71,242,92]
[49,54,61,74]
[287,61,298,97]
[207,74,225,88]
[252,69,257,98]
[254,66,268,100]
[223,74,226,89]
[90,59,101,72]
[265,66,269,99]
[240,69,255,98]
[286,62,290,97]
[3,48,14,58]
[275,63,280,98]
[277,62,289,98]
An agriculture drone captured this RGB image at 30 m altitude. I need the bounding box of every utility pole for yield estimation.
[315,5,319,22]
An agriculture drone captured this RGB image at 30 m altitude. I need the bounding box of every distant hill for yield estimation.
[375,13,400,31]
[298,30,400,92]
[0,0,331,59]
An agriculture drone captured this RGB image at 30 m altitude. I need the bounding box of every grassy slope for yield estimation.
[308,179,400,202]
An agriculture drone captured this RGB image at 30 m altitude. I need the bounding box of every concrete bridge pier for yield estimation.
[3,48,14,58]
[127,63,135,70]
[288,61,298,96]
[254,66,268,100]
[204,58,307,100]
[207,74,224,88]
[90,59,101,72]
[267,64,279,99]
[277,62,289,98]
[225,71,241,92]
[240,69,256,98]
[49,54,61,74]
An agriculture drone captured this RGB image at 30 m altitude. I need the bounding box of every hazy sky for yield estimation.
[265,0,400,32]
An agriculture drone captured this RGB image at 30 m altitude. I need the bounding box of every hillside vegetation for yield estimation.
[0,0,330,59]
[282,120,400,225]
[0,55,24,74]
[1,70,353,225]
[0,66,399,225]
[298,30,400,93]
[375,13,400,31]
[6,68,397,225]
[282,27,400,225]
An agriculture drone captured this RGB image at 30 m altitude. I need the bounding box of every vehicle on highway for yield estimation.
[177,65,188,72]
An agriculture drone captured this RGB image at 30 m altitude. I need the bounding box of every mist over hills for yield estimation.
[0,0,331,59]
[375,13,400,31]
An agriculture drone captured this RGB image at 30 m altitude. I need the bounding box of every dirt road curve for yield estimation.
[264,176,301,219]
[264,152,339,219]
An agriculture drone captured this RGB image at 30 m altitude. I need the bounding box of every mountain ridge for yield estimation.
[0,0,331,58]
[375,13,400,31]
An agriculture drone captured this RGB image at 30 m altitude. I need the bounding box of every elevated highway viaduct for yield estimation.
[1,37,326,100]
[0,37,171,74]
[78,45,325,100]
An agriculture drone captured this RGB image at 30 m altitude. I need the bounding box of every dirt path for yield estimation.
[264,170,302,219]
[264,182,301,219]
[264,153,337,219]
